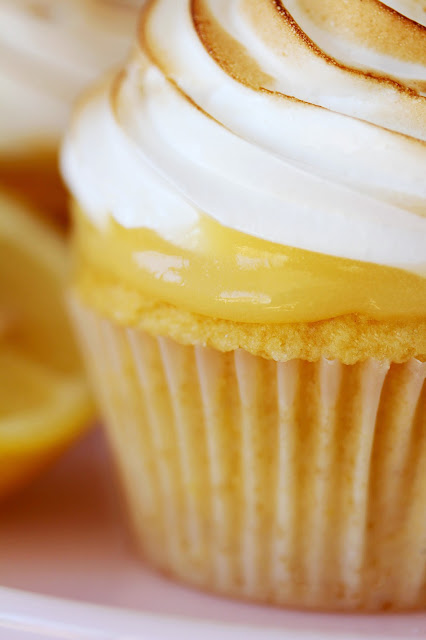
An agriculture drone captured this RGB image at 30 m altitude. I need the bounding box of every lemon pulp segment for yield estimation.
[0,192,93,498]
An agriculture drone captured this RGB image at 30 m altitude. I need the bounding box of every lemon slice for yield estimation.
[0,191,94,499]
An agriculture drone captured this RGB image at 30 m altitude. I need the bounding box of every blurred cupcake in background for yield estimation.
[0,0,144,229]
[63,0,426,611]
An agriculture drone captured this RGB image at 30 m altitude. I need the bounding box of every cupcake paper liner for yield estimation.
[71,300,426,611]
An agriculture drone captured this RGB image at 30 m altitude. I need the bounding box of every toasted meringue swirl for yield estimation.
[63,0,426,277]
[0,0,145,152]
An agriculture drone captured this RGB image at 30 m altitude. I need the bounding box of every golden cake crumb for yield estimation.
[74,268,426,365]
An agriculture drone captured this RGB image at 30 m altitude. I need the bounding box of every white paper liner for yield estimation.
[71,300,426,611]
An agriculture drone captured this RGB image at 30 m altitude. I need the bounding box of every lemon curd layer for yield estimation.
[73,206,426,325]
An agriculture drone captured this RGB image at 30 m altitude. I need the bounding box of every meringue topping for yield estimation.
[62,0,426,274]
[0,0,145,152]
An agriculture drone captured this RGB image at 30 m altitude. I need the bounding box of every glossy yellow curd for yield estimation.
[73,206,426,324]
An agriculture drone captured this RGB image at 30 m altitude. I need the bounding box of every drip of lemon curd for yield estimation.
[73,205,426,324]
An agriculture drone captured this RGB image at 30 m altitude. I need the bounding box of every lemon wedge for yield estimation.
[0,191,94,499]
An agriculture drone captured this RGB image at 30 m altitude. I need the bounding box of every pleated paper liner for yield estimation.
[71,300,426,611]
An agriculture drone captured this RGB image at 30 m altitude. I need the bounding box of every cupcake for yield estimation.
[0,0,144,228]
[62,0,426,611]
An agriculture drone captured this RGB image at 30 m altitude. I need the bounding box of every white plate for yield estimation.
[0,429,425,640]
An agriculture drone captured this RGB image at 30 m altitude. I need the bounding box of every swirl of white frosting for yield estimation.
[0,0,145,152]
[62,0,426,273]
